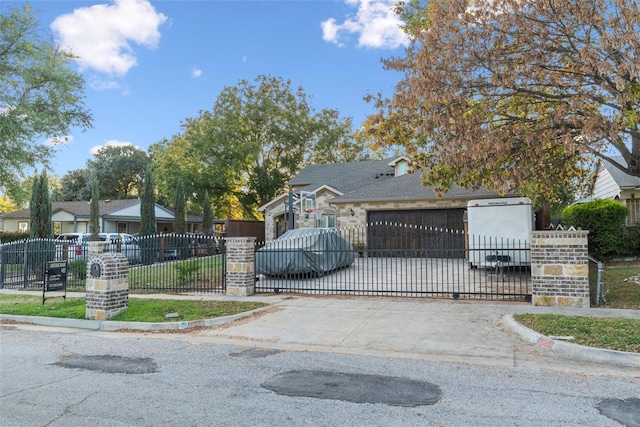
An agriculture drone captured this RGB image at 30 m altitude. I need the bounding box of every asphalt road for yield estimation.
[1,323,638,427]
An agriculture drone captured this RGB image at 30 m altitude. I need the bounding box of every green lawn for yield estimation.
[0,294,265,322]
[129,255,225,290]
[513,313,639,353]
[515,261,640,353]
[600,264,640,309]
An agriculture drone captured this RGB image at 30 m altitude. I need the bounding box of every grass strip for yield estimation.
[0,294,265,323]
[513,313,640,353]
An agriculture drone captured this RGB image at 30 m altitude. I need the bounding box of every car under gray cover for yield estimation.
[256,228,355,277]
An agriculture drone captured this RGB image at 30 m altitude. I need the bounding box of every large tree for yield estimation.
[53,169,91,201]
[151,75,365,219]
[87,145,150,199]
[370,0,639,202]
[0,4,92,197]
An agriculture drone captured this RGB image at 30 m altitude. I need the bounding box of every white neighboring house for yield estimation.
[1,199,203,235]
[591,156,640,226]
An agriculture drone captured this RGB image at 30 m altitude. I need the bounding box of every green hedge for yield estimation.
[562,199,629,260]
[0,232,30,244]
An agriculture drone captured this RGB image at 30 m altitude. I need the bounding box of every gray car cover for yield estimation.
[256,228,355,276]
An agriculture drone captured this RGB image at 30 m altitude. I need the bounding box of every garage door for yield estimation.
[367,209,465,257]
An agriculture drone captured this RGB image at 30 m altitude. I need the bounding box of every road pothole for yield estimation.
[597,397,640,427]
[262,370,441,407]
[53,355,158,374]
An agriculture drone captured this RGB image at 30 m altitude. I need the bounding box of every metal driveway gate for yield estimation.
[255,223,531,301]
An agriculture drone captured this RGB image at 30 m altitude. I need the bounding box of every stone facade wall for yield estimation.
[226,237,256,296]
[263,194,470,241]
[530,231,590,308]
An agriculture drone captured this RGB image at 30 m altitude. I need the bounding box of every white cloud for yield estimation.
[88,77,122,91]
[321,0,408,49]
[191,68,203,78]
[90,140,141,156]
[51,0,168,76]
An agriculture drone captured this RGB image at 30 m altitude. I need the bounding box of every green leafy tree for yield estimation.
[151,75,364,219]
[89,179,100,241]
[173,179,186,234]
[29,171,52,238]
[0,4,92,197]
[370,0,640,203]
[86,145,150,199]
[53,169,91,201]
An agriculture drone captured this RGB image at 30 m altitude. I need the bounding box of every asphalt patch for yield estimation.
[53,355,158,374]
[262,370,441,407]
[597,397,640,427]
[229,348,281,359]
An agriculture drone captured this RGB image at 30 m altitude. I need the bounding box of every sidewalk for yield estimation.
[1,290,639,371]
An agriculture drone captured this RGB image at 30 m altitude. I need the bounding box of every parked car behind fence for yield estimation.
[55,233,141,264]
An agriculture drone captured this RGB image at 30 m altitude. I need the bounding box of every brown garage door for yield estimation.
[367,209,465,257]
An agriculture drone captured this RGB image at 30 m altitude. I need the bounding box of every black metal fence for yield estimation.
[0,234,226,293]
[254,223,531,301]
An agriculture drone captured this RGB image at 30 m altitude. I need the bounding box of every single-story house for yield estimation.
[590,156,640,226]
[1,199,204,235]
[259,156,525,241]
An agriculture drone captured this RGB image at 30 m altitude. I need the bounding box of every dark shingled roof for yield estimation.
[601,156,640,188]
[4,199,140,219]
[332,171,500,203]
[289,157,398,194]
[289,156,504,203]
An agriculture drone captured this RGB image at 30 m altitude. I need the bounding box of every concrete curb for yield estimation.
[502,314,640,369]
[0,305,271,332]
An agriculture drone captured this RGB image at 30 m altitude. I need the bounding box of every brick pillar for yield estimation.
[225,237,256,297]
[530,230,590,308]
[85,242,130,320]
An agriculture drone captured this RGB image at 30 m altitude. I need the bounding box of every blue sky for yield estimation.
[14,0,409,178]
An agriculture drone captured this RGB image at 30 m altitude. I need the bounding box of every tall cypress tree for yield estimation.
[29,172,52,238]
[89,178,100,241]
[139,165,156,264]
[202,190,213,236]
[140,165,156,236]
[202,190,216,255]
[173,179,186,234]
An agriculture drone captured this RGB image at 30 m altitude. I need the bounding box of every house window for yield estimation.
[53,222,61,234]
[317,215,336,228]
[18,221,28,232]
[627,198,640,225]
[117,222,127,233]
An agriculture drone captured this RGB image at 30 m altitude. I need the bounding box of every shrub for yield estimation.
[562,199,629,260]
[68,260,87,279]
[622,226,640,257]
[175,259,200,285]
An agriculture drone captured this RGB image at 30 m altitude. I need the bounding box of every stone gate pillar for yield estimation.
[226,237,256,297]
[530,230,590,308]
[85,242,129,320]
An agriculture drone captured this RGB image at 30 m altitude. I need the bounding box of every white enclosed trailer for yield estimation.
[467,197,534,269]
